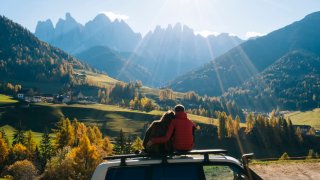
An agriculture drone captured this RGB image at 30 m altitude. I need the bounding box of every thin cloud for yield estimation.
[100,11,129,21]
[246,31,266,38]
[195,30,220,37]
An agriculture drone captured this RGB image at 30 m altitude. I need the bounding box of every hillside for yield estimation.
[76,46,153,83]
[0,102,215,138]
[169,11,320,96]
[224,51,320,111]
[0,15,88,84]
[284,108,320,130]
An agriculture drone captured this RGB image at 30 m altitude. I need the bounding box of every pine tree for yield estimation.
[40,129,53,166]
[114,129,127,154]
[217,112,227,139]
[12,122,25,146]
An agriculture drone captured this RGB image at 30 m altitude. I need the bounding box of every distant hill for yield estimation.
[169,11,320,96]
[35,13,142,54]
[0,15,88,83]
[136,24,244,86]
[76,46,153,83]
[224,50,320,111]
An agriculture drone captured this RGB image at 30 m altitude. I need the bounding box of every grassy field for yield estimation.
[285,108,320,130]
[0,125,45,146]
[0,94,18,105]
[0,102,220,139]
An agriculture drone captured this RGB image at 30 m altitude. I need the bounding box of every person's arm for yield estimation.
[143,123,153,148]
[151,120,175,144]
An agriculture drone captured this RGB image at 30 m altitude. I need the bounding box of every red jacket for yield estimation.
[151,112,196,151]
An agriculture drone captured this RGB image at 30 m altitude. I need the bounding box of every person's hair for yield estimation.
[174,104,185,112]
[160,110,175,125]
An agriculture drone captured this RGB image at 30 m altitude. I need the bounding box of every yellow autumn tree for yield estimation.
[54,118,75,149]
[25,130,36,157]
[75,122,87,146]
[0,137,9,165]
[131,137,144,152]
[71,135,100,180]
[12,143,28,161]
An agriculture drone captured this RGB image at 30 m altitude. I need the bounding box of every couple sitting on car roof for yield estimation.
[143,104,196,154]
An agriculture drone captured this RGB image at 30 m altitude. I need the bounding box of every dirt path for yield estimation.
[250,161,320,180]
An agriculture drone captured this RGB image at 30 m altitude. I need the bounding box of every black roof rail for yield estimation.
[103,149,228,165]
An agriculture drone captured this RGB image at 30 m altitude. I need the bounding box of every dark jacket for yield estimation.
[143,120,173,154]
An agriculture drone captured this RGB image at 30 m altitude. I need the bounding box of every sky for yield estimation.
[1,0,319,39]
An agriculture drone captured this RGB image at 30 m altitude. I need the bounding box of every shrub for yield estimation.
[7,160,37,180]
[279,152,290,160]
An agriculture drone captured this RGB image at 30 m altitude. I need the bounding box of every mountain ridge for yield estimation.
[169,11,320,96]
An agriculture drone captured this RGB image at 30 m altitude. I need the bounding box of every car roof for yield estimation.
[100,154,242,167]
[92,149,245,180]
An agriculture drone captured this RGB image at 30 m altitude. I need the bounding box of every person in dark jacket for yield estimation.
[143,110,175,154]
[147,104,196,151]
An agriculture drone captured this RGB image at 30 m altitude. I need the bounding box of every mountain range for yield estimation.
[35,13,244,86]
[169,11,320,97]
[35,13,142,54]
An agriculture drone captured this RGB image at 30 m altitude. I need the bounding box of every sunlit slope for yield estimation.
[169,11,320,96]
[0,103,217,138]
[0,94,18,105]
[0,125,47,146]
[285,108,320,130]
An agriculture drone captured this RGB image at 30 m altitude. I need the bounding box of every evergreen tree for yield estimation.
[114,129,127,154]
[40,129,53,166]
[12,122,25,146]
[217,112,227,139]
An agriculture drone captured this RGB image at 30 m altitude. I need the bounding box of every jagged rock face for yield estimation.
[35,13,142,54]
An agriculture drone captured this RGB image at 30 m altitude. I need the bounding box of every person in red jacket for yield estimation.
[147,104,196,151]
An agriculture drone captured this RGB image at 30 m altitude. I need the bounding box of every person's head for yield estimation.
[174,104,185,113]
[160,110,175,125]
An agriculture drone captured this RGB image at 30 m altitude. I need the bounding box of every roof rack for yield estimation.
[103,149,228,166]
